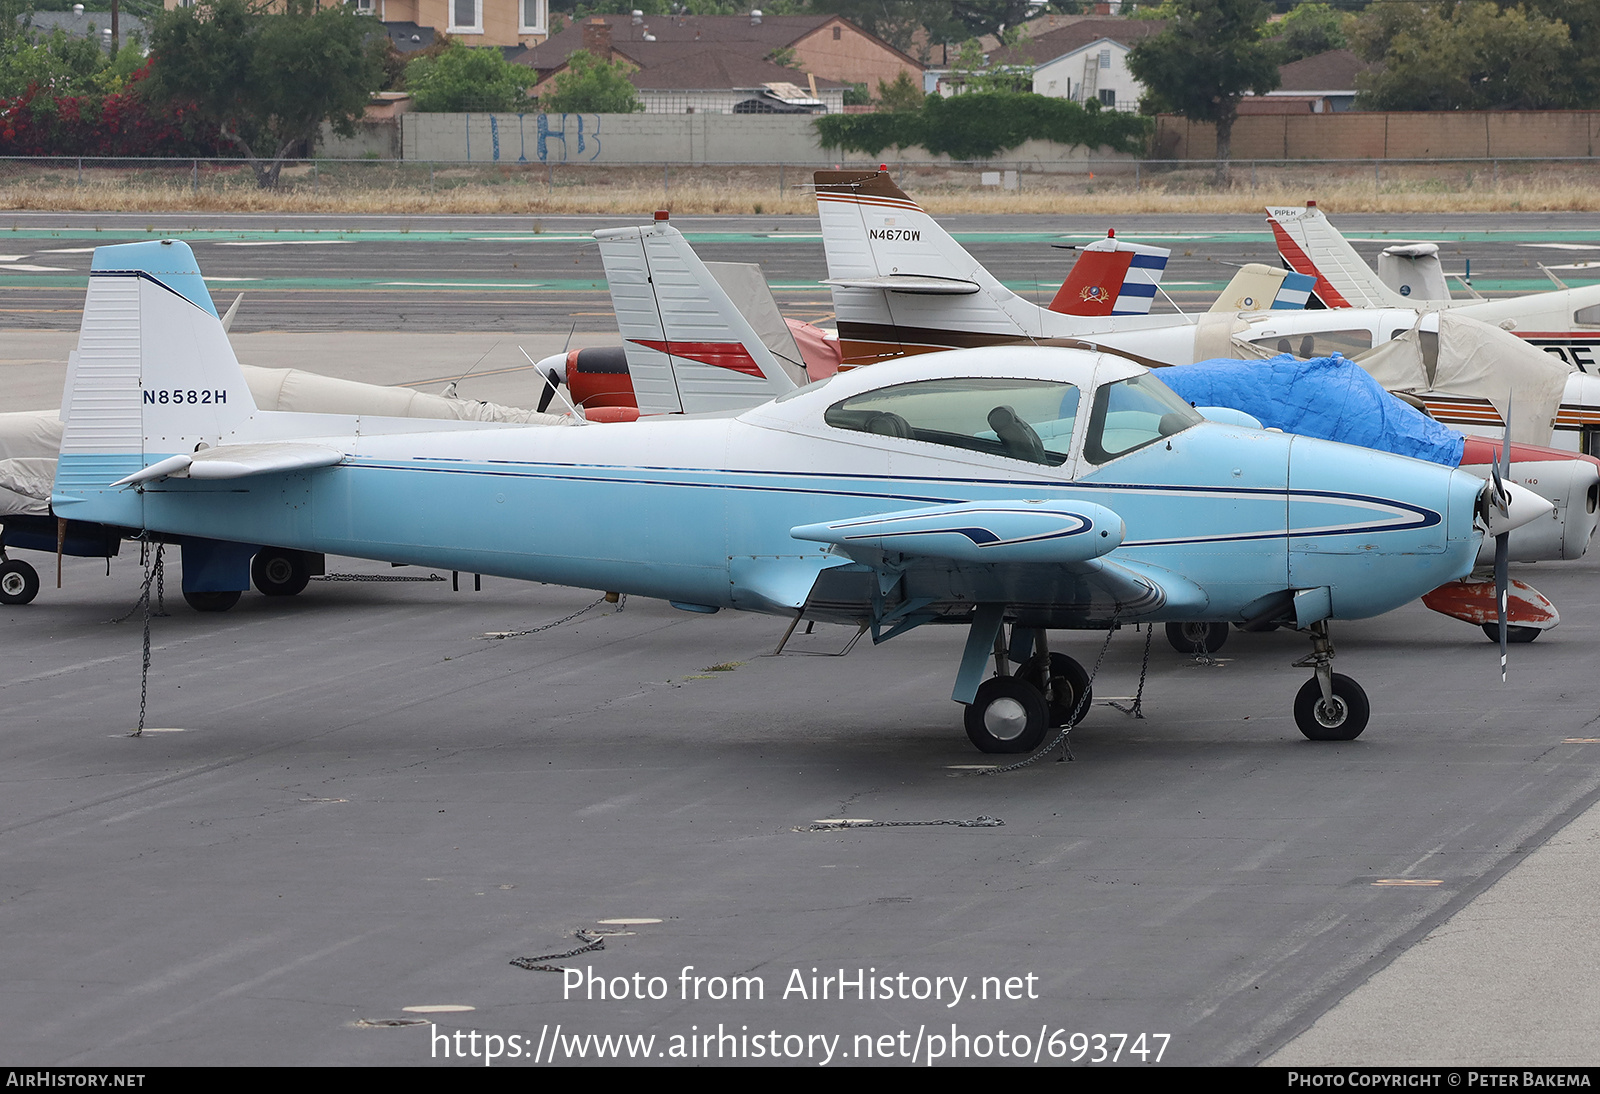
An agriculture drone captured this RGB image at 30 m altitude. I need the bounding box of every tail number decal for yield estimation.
[144,389,227,405]
[868,229,921,241]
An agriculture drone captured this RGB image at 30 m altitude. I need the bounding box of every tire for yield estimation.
[1480,622,1540,644]
[1166,620,1229,654]
[1293,673,1370,741]
[964,677,1050,754]
[252,548,311,597]
[1020,651,1092,728]
[183,589,241,613]
[0,558,40,605]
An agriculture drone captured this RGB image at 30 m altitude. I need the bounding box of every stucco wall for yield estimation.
[402,112,1135,167]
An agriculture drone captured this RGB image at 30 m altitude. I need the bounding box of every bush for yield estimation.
[815,92,1152,161]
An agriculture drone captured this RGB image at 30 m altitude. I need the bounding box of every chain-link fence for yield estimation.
[0,155,1596,212]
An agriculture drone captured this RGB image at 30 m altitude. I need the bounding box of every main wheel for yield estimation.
[183,589,241,613]
[0,558,40,605]
[964,677,1050,754]
[1020,651,1092,728]
[252,548,311,597]
[1480,622,1541,644]
[1293,673,1370,741]
[1166,620,1229,654]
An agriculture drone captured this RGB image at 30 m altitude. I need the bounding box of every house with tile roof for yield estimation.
[523,10,920,96]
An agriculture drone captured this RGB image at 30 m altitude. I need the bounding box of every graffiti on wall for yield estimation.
[464,114,603,163]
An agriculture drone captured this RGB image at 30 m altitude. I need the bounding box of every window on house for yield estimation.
[451,0,481,31]
[833,25,841,39]
[521,0,544,33]
[1099,49,1111,69]
[1098,89,1115,107]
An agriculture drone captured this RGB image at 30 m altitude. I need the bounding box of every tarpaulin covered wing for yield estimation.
[1163,353,1465,467]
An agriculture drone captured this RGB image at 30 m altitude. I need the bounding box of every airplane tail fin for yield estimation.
[1266,202,1406,309]
[1210,263,1317,313]
[595,221,800,415]
[54,240,258,526]
[1048,233,1170,316]
[815,169,1042,364]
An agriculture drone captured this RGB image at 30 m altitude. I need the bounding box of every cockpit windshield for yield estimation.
[1082,373,1202,464]
[824,377,1079,466]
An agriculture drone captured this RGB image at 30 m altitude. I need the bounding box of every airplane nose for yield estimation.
[1477,478,1556,537]
[534,352,568,383]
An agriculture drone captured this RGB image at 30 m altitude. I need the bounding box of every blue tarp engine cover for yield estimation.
[1162,354,1465,467]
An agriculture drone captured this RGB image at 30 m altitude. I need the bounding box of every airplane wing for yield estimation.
[790,500,1210,623]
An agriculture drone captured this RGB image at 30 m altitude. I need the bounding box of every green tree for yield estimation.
[539,48,642,113]
[404,40,534,112]
[0,28,108,97]
[1352,1,1573,110]
[142,0,384,189]
[1273,1,1351,64]
[1127,0,1281,184]
[876,70,924,112]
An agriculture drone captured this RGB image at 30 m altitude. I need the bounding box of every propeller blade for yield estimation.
[536,368,561,414]
[1496,530,1509,683]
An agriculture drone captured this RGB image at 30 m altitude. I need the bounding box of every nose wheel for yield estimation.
[1293,673,1369,740]
[1291,621,1369,741]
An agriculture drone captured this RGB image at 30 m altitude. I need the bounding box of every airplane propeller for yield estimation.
[536,323,578,414]
[1483,405,1515,681]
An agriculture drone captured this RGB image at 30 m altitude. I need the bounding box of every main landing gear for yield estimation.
[1290,620,1369,741]
[0,555,40,605]
[963,626,1091,754]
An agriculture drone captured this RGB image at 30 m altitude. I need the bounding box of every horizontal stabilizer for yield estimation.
[110,443,344,487]
[792,500,1125,565]
[822,274,980,295]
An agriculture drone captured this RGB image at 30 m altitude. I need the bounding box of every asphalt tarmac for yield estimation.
[3,212,1600,1067]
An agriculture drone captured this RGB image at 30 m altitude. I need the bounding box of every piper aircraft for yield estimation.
[53,240,1547,750]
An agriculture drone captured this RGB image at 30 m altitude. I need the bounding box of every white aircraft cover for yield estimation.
[0,410,64,515]
[1356,313,1571,443]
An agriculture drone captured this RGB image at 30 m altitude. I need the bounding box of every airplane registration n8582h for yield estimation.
[55,242,1548,752]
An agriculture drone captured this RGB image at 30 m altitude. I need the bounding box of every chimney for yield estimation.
[583,17,613,60]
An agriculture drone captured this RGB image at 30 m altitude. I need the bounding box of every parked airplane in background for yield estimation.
[51,240,1547,748]
[1267,202,1600,373]
[813,170,1600,456]
[583,217,1598,650]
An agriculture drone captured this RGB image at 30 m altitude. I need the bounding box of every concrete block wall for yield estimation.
[1155,111,1600,161]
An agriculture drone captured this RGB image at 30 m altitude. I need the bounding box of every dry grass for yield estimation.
[2,159,1598,216]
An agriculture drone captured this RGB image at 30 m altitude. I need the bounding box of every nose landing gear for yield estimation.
[1291,620,1369,741]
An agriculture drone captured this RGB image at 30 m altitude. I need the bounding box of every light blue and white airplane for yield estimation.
[54,241,1549,751]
